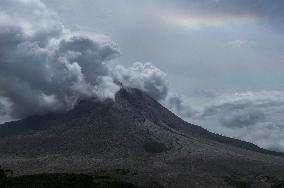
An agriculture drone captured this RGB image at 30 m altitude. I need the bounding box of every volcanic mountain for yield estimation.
[1,88,284,187]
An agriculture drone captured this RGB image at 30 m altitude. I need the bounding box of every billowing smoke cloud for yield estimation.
[0,0,122,118]
[112,62,169,101]
[0,0,171,121]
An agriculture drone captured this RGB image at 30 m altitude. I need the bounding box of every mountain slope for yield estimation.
[1,88,284,187]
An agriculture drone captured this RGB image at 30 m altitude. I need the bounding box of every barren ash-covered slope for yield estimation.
[1,88,284,187]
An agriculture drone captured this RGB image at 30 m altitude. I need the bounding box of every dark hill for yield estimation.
[1,88,284,187]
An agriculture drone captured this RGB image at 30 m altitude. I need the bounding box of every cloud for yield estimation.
[240,122,284,152]
[199,91,284,122]
[228,40,256,48]
[112,62,169,101]
[2,0,284,154]
[200,100,268,128]
[43,0,284,99]
[175,90,284,152]
[0,97,12,124]
[35,0,284,153]
[165,94,195,118]
[219,108,266,128]
[0,0,174,120]
[0,0,121,118]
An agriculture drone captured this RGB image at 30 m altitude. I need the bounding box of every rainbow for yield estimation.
[163,13,262,29]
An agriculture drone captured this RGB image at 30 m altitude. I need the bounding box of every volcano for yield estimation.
[1,88,284,187]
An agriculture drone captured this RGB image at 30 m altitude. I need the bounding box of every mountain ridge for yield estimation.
[1,88,284,187]
[0,88,282,157]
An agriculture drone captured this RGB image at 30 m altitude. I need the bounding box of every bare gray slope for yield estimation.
[1,88,284,187]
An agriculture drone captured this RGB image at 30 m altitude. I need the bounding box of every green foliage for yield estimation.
[0,172,137,188]
[0,168,167,188]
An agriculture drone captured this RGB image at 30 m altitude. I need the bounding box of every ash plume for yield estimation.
[0,0,170,120]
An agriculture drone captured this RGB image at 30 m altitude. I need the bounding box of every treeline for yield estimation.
[0,166,164,188]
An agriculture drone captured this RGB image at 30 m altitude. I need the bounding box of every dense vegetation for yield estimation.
[0,166,165,188]
[3,166,284,187]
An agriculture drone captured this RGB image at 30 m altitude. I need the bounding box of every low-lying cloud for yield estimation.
[173,91,284,152]
[219,108,266,128]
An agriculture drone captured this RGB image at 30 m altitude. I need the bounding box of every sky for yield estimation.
[1,0,284,152]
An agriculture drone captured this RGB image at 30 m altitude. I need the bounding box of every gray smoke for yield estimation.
[112,62,169,101]
[0,0,119,119]
[0,97,12,123]
[0,0,171,121]
[166,95,195,118]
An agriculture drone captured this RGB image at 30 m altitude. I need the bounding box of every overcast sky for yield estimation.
[1,0,284,152]
[42,0,284,92]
